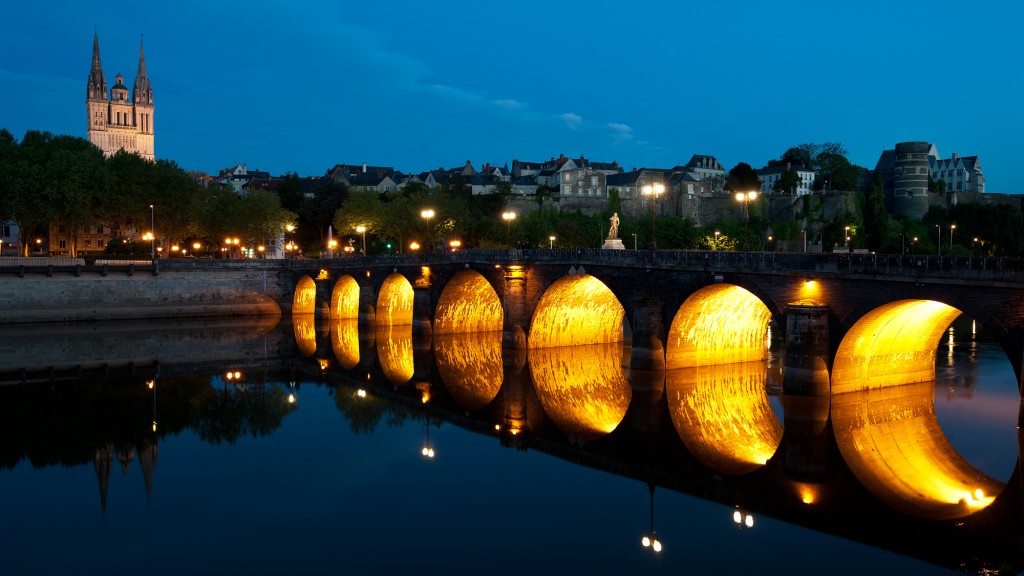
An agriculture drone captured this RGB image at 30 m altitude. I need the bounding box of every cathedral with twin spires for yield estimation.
[86,32,154,160]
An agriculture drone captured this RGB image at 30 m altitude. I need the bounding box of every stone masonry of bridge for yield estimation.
[296,249,1024,384]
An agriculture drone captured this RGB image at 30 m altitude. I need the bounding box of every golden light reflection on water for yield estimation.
[331,275,359,319]
[292,313,316,358]
[330,318,360,369]
[378,273,414,326]
[433,331,503,411]
[293,275,317,315]
[832,300,961,394]
[666,284,771,369]
[529,274,624,348]
[434,270,503,334]
[377,323,414,386]
[666,360,782,475]
[832,380,1003,519]
[529,342,631,442]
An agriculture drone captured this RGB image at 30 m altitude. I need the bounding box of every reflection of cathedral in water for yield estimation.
[94,440,159,513]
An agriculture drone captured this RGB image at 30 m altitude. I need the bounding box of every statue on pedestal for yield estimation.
[602,212,625,250]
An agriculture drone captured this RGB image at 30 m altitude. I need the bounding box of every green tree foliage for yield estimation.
[816,152,862,191]
[862,169,889,252]
[726,162,761,192]
[276,172,304,212]
[772,170,801,194]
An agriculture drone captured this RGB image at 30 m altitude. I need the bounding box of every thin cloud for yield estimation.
[561,112,583,129]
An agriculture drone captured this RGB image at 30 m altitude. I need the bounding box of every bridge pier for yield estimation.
[629,298,666,371]
[412,284,434,337]
[500,349,531,449]
[357,276,377,327]
[501,265,529,350]
[782,304,831,482]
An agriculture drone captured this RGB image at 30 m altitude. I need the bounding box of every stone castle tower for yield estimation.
[86,32,154,161]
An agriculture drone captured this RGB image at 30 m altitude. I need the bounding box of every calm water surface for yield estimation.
[0,315,1019,575]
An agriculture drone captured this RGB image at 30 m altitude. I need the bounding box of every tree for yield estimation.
[816,152,862,191]
[276,172,304,212]
[334,190,385,251]
[863,169,889,252]
[772,170,801,194]
[45,135,107,256]
[726,162,761,193]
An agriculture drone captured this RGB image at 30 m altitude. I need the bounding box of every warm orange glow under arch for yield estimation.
[528,274,624,348]
[330,318,359,369]
[292,313,316,358]
[293,275,317,316]
[832,381,1003,519]
[530,342,632,442]
[377,273,414,326]
[330,275,359,320]
[434,270,503,334]
[667,284,771,369]
[434,332,503,411]
[377,324,414,386]
[666,361,782,475]
[832,299,961,394]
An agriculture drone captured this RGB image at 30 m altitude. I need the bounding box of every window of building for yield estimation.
[1,225,9,237]
[85,239,92,247]
[59,240,66,249]
[98,240,105,247]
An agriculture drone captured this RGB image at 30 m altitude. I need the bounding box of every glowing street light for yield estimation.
[148,204,155,260]
[641,182,665,251]
[356,225,366,254]
[714,229,720,251]
[420,209,435,251]
[449,239,461,251]
[734,191,757,251]
[950,224,956,251]
[410,241,420,252]
[844,225,851,247]
[549,235,556,249]
[502,211,517,248]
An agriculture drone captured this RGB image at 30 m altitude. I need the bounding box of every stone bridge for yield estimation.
[290,248,1024,388]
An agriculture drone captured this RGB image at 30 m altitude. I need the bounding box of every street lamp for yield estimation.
[714,229,720,251]
[801,229,806,253]
[950,224,956,251]
[844,225,850,248]
[549,235,556,249]
[149,204,155,260]
[641,182,665,250]
[420,209,435,251]
[936,224,942,257]
[410,241,420,252]
[502,211,516,248]
[356,225,366,254]
[449,239,461,251]
[912,236,918,254]
[734,191,758,251]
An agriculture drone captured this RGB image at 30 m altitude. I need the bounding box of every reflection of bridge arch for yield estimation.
[528,274,624,348]
[330,275,359,320]
[831,299,1005,519]
[293,275,317,316]
[330,318,359,369]
[434,270,502,334]
[377,273,414,326]
[666,284,772,369]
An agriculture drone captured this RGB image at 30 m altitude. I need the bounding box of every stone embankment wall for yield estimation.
[0,260,292,324]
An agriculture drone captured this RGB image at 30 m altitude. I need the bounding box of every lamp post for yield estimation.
[641,182,665,251]
[734,191,757,251]
[714,229,720,251]
[420,209,435,251]
[950,224,956,251]
[912,236,918,255]
[502,211,516,248]
[356,225,366,254]
[936,224,942,257]
[801,229,806,253]
[449,239,461,251]
[844,225,850,248]
[632,233,637,251]
[549,235,556,249]
[149,204,155,260]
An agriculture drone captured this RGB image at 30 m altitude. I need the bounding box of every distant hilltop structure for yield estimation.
[86,32,154,161]
[874,141,986,219]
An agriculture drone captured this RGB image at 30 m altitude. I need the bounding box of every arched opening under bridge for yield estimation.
[377,273,414,327]
[528,274,624,348]
[330,275,359,319]
[434,270,502,334]
[666,284,772,369]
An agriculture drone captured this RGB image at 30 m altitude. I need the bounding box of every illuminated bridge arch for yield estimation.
[434,270,503,334]
[666,284,772,369]
[528,273,624,348]
[377,273,414,326]
[832,299,962,393]
[293,275,317,316]
[330,275,359,319]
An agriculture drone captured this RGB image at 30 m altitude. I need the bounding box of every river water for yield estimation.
[0,315,1019,575]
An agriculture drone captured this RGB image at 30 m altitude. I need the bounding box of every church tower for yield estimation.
[86,32,155,161]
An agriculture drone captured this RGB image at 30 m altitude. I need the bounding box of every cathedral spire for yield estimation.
[133,35,153,106]
[86,30,107,101]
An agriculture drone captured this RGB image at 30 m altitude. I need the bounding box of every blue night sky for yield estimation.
[2,1,1022,192]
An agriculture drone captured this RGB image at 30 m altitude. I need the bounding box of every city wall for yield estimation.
[0,260,292,324]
